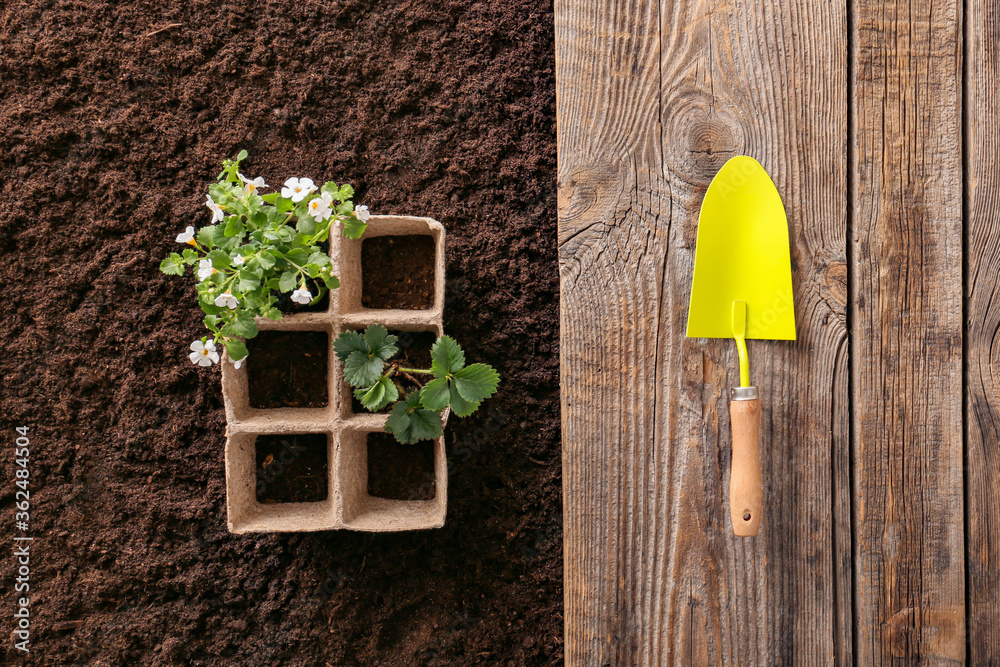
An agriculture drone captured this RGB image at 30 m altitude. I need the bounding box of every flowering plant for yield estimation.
[160,151,369,367]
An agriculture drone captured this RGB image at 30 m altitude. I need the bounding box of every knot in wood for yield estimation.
[684,116,739,175]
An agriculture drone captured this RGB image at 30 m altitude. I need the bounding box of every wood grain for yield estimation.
[965,0,1000,659]
[557,0,849,662]
[850,0,966,663]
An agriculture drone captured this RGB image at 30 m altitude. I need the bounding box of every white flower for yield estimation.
[291,287,313,305]
[230,354,245,370]
[197,259,215,280]
[354,204,370,222]
[206,195,225,223]
[239,173,268,197]
[176,226,196,244]
[232,254,245,266]
[281,177,317,203]
[188,339,219,367]
[214,292,238,309]
[307,193,333,221]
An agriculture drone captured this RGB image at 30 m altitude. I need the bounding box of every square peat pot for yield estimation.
[339,427,447,532]
[224,430,336,533]
[221,216,449,533]
[337,215,445,328]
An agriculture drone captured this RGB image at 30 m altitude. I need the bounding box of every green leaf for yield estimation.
[258,251,276,269]
[243,294,264,311]
[339,184,355,201]
[225,338,248,362]
[322,273,340,290]
[278,270,298,293]
[355,376,399,412]
[296,217,316,235]
[385,395,444,444]
[448,382,480,417]
[364,324,398,360]
[204,314,220,331]
[199,302,226,316]
[207,249,230,270]
[452,363,500,403]
[307,251,330,266]
[224,215,243,237]
[334,330,367,363]
[305,263,321,278]
[286,248,309,265]
[236,149,248,162]
[321,181,339,197]
[276,197,294,213]
[265,308,283,321]
[342,217,367,239]
[238,271,260,293]
[260,192,279,204]
[211,224,232,247]
[196,226,216,249]
[208,183,231,202]
[344,351,385,388]
[419,378,451,411]
[159,253,185,276]
[181,248,199,262]
[228,311,259,338]
[430,336,465,377]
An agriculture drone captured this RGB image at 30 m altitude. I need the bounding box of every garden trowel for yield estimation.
[686,155,795,537]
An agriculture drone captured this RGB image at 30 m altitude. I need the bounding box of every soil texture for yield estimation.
[367,433,436,501]
[247,330,329,409]
[0,0,559,663]
[255,433,330,504]
[362,235,436,309]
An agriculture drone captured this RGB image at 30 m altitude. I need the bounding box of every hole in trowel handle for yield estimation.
[743,511,752,522]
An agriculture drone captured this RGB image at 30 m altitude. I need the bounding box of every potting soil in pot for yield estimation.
[361,235,436,309]
[246,330,329,409]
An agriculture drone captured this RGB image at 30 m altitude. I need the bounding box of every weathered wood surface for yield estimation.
[557,0,849,663]
[851,1,966,663]
[965,0,1000,661]
[558,0,994,662]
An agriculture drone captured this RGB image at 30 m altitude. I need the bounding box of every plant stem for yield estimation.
[397,367,434,375]
[398,370,425,389]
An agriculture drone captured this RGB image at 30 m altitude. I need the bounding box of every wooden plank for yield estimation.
[965,0,1000,660]
[557,0,849,663]
[850,0,966,662]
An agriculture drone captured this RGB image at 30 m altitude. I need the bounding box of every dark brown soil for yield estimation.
[350,329,436,414]
[247,330,329,408]
[0,0,560,664]
[256,433,329,503]
[367,433,436,501]
[362,235,436,309]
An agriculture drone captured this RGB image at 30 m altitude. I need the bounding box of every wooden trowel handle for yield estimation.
[730,389,762,536]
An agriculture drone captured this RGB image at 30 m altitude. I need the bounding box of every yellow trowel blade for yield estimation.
[686,156,796,341]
